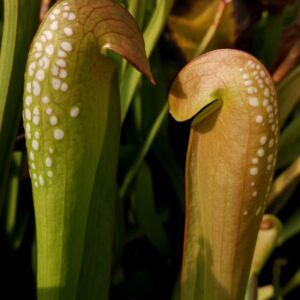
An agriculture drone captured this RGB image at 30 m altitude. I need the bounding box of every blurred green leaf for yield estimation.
[277,65,300,128]
[277,115,300,169]
[120,0,174,123]
[0,0,40,203]
[134,162,170,255]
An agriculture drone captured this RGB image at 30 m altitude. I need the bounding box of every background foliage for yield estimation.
[0,0,300,299]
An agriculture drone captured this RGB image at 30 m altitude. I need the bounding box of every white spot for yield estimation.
[45,157,53,168]
[252,157,259,164]
[50,21,58,31]
[252,191,258,197]
[25,109,31,120]
[32,139,39,151]
[239,68,244,72]
[260,70,266,77]
[56,59,67,68]
[34,181,38,188]
[26,82,31,93]
[34,131,40,139]
[255,115,263,124]
[46,108,53,115]
[42,96,50,104]
[250,181,255,186]
[25,123,31,133]
[36,70,45,81]
[243,210,249,216]
[64,27,73,36]
[33,106,40,115]
[45,44,54,55]
[32,173,37,180]
[28,62,36,76]
[265,77,270,85]
[248,97,259,107]
[260,136,267,145]
[266,105,273,113]
[250,167,258,176]
[50,115,58,126]
[39,175,45,186]
[70,106,80,118]
[40,35,47,43]
[32,115,40,126]
[47,170,53,178]
[29,151,35,161]
[267,154,274,163]
[49,14,56,20]
[31,163,36,170]
[269,139,274,148]
[264,88,270,97]
[58,50,67,58]
[44,30,53,40]
[244,80,253,86]
[61,41,72,52]
[52,78,61,90]
[51,65,59,76]
[68,13,76,20]
[59,69,67,78]
[39,56,50,69]
[33,81,41,96]
[242,74,249,79]
[247,87,257,94]
[34,42,43,52]
[53,8,60,15]
[25,96,32,106]
[257,148,265,157]
[54,128,64,140]
[61,83,68,92]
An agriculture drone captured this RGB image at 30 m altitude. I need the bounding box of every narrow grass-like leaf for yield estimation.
[0,0,40,202]
[135,162,171,255]
[277,65,300,127]
[269,156,300,205]
[120,0,174,123]
[277,116,300,168]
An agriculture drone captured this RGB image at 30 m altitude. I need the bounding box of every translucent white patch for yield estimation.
[255,115,263,124]
[56,59,67,68]
[45,157,53,168]
[50,21,58,31]
[250,167,258,176]
[248,97,259,107]
[42,96,50,104]
[61,83,68,92]
[54,128,64,140]
[70,106,80,118]
[36,70,45,81]
[52,78,61,90]
[32,139,39,151]
[260,136,267,145]
[25,96,32,106]
[61,41,72,52]
[257,148,265,157]
[32,81,41,96]
[50,115,58,126]
[64,27,73,36]
[45,44,54,56]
